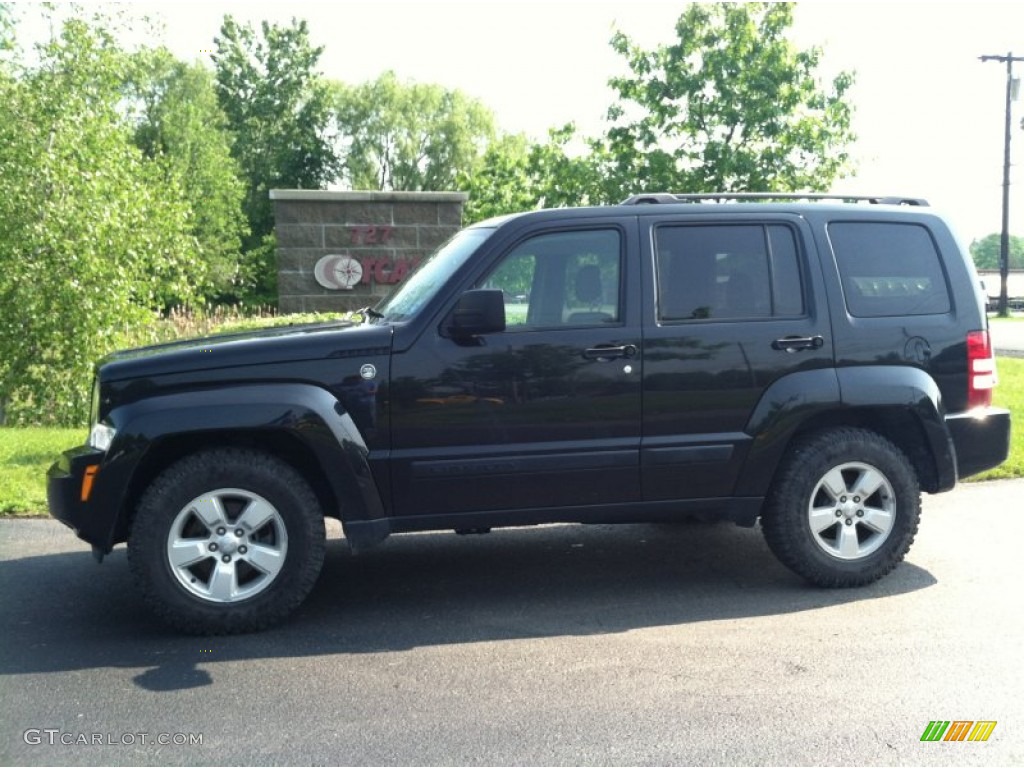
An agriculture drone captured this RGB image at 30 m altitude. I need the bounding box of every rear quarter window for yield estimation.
[828,222,951,317]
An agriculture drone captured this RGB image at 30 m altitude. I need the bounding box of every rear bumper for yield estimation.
[47,446,113,553]
[945,407,1012,480]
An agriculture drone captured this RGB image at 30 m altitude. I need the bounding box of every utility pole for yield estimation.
[980,52,1023,317]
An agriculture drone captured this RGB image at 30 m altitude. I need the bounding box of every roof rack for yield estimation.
[620,192,930,207]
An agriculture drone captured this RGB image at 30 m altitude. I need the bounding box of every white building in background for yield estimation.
[978,270,1024,310]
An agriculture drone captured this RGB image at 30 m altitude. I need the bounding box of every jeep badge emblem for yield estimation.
[359,364,377,380]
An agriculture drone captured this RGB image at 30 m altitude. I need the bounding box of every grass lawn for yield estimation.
[1,359,1022,516]
[0,427,83,515]
[969,356,1024,481]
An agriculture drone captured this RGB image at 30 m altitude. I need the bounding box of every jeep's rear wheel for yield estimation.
[762,428,920,587]
[128,449,325,634]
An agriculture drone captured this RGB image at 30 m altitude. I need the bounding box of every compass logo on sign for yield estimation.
[313,255,363,290]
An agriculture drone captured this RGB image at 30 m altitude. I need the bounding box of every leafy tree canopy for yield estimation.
[130,48,250,301]
[460,132,535,223]
[462,3,856,219]
[212,16,338,248]
[0,3,13,57]
[0,15,203,425]
[212,16,339,303]
[462,124,614,224]
[333,71,495,192]
[602,2,855,198]
[970,233,1024,270]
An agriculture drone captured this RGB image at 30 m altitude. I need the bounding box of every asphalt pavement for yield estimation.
[1,481,1022,766]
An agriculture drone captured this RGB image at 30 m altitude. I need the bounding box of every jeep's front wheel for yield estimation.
[128,449,326,634]
[762,428,921,587]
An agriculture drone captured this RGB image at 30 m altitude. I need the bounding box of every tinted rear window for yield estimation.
[828,222,950,317]
[654,224,805,321]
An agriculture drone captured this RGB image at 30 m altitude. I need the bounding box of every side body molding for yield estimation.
[100,383,388,552]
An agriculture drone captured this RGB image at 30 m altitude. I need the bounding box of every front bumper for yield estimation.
[47,445,114,553]
[945,407,1012,480]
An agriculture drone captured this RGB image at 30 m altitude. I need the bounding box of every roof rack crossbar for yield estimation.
[620,193,930,207]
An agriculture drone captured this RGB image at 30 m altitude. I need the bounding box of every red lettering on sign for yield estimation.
[391,260,410,283]
[349,225,394,245]
[359,258,376,284]
[355,257,417,285]
[377,259,403,284]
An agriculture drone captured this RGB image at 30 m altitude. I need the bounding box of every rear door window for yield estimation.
[654,224,805,322]
[827,222,951,317]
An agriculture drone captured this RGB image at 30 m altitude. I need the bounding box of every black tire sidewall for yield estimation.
[128,449,325,634]
[763,429,920,586]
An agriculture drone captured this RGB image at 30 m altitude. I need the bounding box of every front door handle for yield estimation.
[771,335,825,353]
[583,344,637,361]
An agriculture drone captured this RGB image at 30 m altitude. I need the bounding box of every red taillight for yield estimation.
[967,330,996,409]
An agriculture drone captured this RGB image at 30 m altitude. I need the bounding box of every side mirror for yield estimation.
[447,289,506,337]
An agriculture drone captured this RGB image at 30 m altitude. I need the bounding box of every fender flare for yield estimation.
[736,366,955,496]
[835,365,956,492]
[100,383,388,550]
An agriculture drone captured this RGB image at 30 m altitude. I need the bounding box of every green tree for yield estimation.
[0,17,202,425]
[970,233,1024,270]
[212,15,338,289]
[0,4,13,57]
[460,133,535,223]
[130,48,250,301]
[602,2,855,198]
[462,126,613,223]
[462,4,854,220]
[334,71,495,191]
[525,124,615,207]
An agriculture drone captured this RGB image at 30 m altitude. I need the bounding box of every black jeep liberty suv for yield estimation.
[48,193,1012,634]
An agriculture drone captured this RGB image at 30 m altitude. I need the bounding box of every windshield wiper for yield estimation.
[353,306,385,321]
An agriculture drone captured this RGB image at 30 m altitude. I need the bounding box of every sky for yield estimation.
[11,1,1024,241]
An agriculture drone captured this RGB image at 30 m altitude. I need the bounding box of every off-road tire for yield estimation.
[762,428,921,587]
[128,449,325,634]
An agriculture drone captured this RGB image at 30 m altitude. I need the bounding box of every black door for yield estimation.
[389,222,642,520]
[640,217,834,500]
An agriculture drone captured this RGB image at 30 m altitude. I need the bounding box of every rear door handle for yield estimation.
[583,344,637,361]
[771,335,824,353]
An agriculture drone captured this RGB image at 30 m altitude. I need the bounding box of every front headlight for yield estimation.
[88,422,116,452]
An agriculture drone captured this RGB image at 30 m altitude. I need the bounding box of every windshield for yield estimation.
[376,227,494,322]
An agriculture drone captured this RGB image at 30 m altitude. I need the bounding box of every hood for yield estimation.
[98,320,393,383]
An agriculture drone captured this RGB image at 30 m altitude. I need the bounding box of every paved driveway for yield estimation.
[1,481,1022,766]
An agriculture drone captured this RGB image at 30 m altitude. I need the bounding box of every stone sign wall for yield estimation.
[270,190,467,313]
